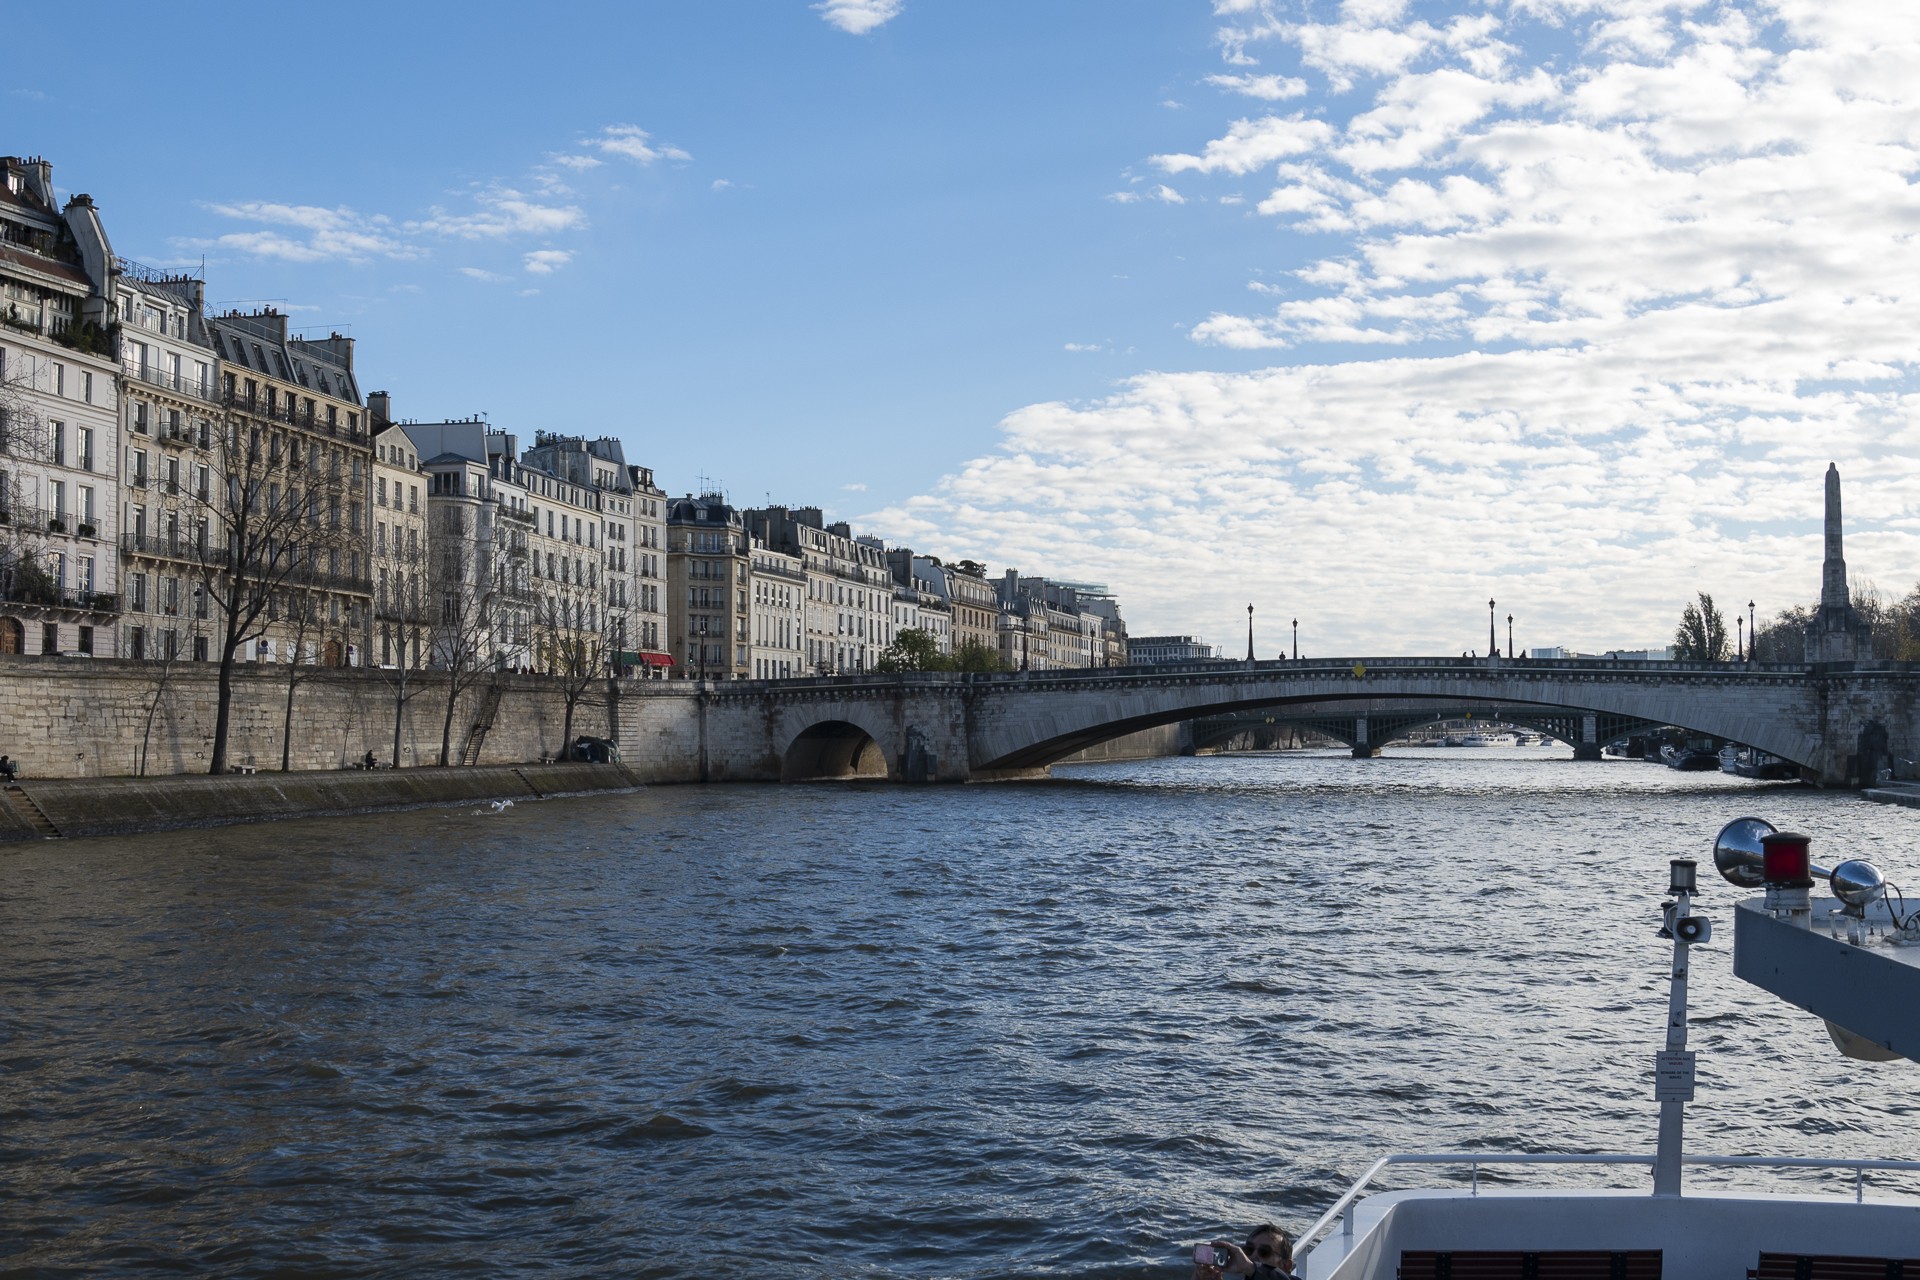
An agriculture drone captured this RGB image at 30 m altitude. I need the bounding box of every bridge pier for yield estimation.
[1574,714,1602,761]
[1351,716,1380,758]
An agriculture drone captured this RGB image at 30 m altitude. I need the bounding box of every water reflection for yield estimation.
[2,749,1915,1277]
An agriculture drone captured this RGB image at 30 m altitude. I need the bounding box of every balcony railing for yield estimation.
[126,363,218,405]
[121,532,227,568]
[0,581,118,613]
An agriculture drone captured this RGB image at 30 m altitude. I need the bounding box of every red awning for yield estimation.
[638,652,675,667]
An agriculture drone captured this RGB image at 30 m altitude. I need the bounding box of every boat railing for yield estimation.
[1298,1152,1920,1261]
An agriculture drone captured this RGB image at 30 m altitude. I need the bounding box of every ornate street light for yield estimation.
[1507,613,1514,660]
[1246,603,1255,663]
[1292,618,1298,660]
[1488,598,1497,658]
[1749,599,1757,662]
[1737,616,1744,661]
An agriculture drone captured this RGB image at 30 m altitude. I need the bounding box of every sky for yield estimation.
[9,0,1920,656]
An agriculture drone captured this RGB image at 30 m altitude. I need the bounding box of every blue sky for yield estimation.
[11,1,1920,654]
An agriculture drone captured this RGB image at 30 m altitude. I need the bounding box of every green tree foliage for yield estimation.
[874,629,1011,673]
[875,627,945,672]
[1673,592,1730,660]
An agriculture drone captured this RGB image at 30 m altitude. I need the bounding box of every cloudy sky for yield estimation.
[11,1,1920,655]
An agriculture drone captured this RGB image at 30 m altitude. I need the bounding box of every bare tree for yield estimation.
[273,568,356,771]
[186,400,360,774]
[538,589,613,752]
[0,358,58,643]
[432,580,498,767]
[132,613,210,776]
[370,569,430,767]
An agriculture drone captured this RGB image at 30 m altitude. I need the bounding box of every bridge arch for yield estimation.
[781,719,891,782]
[960,660,1846,780]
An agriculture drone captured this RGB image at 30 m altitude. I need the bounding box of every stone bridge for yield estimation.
[683,655,1920,788]
[1190,700,1673,755]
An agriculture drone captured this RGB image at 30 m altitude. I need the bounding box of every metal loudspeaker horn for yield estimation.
[1712,817,1791,887]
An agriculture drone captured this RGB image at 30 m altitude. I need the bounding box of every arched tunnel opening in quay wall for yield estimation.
[781,720,890,782]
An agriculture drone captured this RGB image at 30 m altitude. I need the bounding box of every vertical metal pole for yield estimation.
[1653,888,1692,1197]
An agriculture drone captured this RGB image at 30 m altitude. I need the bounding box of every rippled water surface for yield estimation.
[6,748,1920,1277]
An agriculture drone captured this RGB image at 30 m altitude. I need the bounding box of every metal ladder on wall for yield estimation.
[459,682,505,767]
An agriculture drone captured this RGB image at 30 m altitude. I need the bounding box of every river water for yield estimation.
[6,748,1920,1278]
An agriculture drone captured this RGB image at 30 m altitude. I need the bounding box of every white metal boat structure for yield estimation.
[1290,820,1920,1280]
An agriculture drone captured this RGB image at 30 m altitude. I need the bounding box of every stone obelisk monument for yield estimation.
[1804,462,1873,663]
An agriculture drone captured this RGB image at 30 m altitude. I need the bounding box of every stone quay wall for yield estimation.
[0,656,702,780]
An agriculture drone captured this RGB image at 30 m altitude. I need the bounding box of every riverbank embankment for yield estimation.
[0,763,643,842]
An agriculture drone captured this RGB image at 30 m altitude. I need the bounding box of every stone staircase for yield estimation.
[5,785,61,838]
[459,682,505,767]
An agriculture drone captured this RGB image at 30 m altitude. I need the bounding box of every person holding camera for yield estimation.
[1191,1224,1299,1280]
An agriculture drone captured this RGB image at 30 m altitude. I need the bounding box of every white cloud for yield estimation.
[1150,184,1187,204]
[458,267,507,282]
[843,482,868,491]
[873,1,1920,653]
[1064,342,1104,352]
[523,249,572,275]
[407,187,585,240]
[199,202,417,263]
[711,178,734,191]
[1153,115,1335,175]
[574,123,692,166]
[816,0,904,35]
[1205,73,1309,100]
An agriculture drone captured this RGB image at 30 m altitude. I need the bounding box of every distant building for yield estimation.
[749,535,805,679]
[668,492,750,680]
[743,506,893,674]
[1129,635,1222,665]
[366,405,429,668]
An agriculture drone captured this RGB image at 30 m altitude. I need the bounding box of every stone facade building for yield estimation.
[0,157,122,658]
[204,310,372,667]
[116,267,216,663]
[367,411,429,669]
[744,506,894,674]
[749,535,806,679]
[668,493,750,680]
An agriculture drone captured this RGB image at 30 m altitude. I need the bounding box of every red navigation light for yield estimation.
[1760,832,1814,886]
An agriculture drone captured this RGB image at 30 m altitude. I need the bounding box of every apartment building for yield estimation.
[518,444,602,676]
[749,535,805,679]
[884,549,952,654]
[667,492,750,680]
[0,157,122,657]
[628,463,668,673]
[204,310,371,665]
[943,560,999,659]
[744,506,894,674]
[367,407,429,669]
[117,266,217,662]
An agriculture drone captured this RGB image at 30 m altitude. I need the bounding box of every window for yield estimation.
[43,622,58,654]
[132,448,148,487]
[49,420,64,465]
[77,625,92,655]
[50,480,65,519]
[79,486,93,525]
[53,362,64,397]
[82,370,92,403]
[78,426,93,470]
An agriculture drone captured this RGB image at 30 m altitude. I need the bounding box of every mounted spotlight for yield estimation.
[1829,858,1886,914]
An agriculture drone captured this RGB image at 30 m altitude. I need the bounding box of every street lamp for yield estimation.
[1488,598,1497,658]
[1292,618,1298,660]
[1737,616,1744,661]
[1246,602,1255,663]
[1748,600,1757,662]
[1507,613,1514,660]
